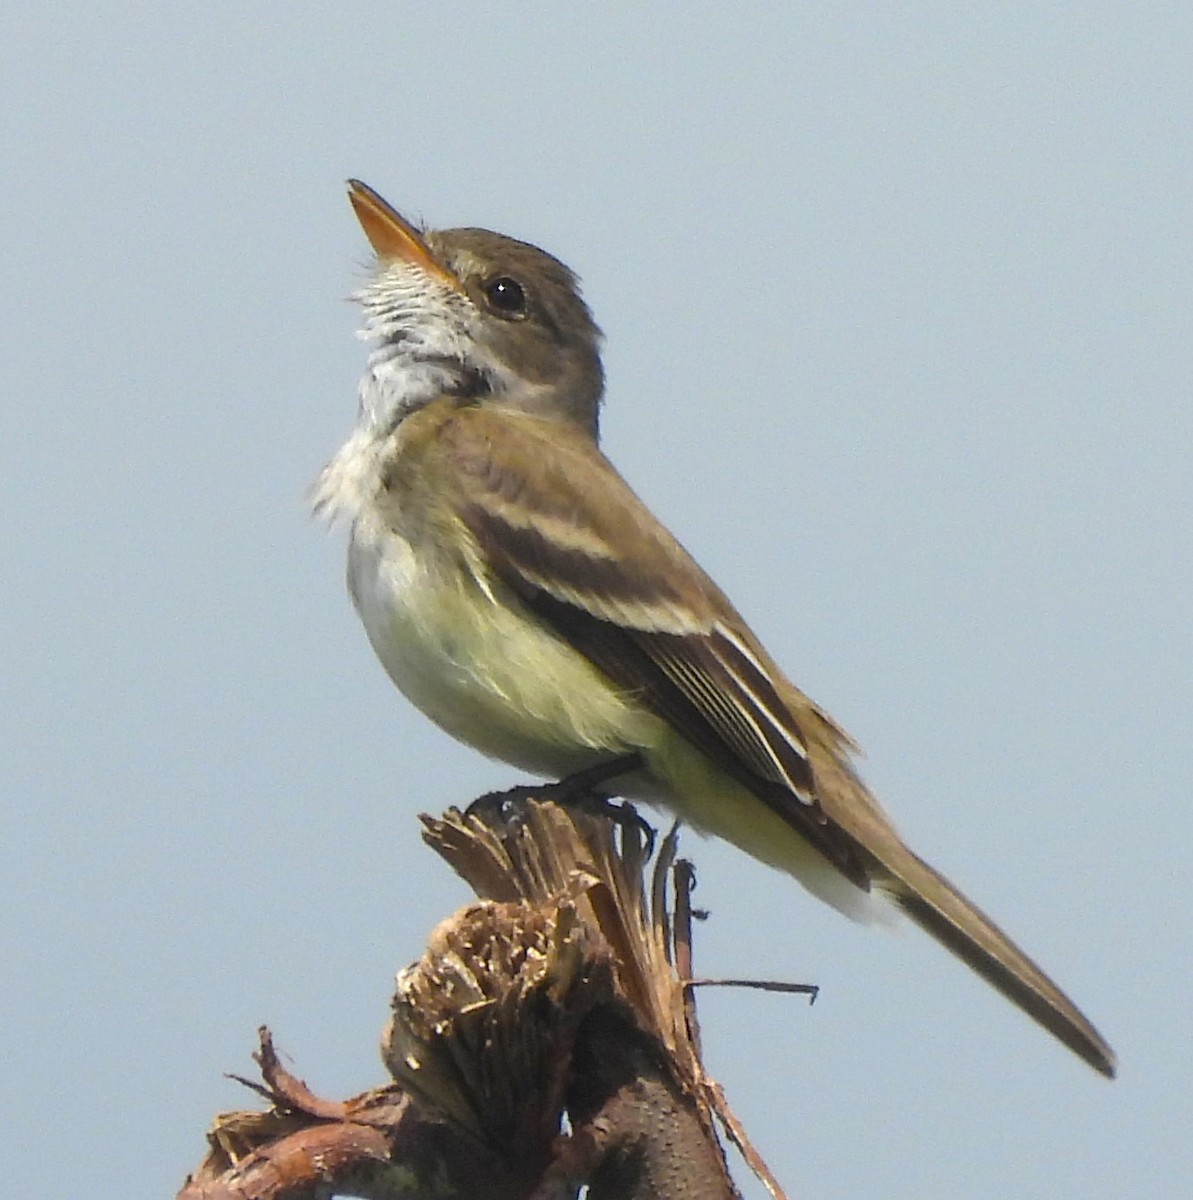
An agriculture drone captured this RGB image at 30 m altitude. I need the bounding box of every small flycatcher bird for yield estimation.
[315,180,1115,1077]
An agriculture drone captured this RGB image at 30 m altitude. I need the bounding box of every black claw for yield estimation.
[589,795,656,858]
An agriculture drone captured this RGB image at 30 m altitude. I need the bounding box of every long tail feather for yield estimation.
[872,841,1116,1077]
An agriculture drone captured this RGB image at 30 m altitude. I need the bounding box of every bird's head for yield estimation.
[348,180,604,440]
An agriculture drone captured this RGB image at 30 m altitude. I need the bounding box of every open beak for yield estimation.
[346,180,462,290]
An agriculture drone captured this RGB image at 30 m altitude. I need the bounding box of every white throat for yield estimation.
[312,268,475,524]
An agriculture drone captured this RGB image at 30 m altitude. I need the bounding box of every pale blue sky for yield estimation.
[2,6,1190,1197]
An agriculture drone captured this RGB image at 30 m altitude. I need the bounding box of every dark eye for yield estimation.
[483,275,527,316]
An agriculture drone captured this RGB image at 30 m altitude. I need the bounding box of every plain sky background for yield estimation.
[2,5,1190,1197]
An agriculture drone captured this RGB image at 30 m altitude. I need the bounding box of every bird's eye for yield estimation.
[483,276,527,316]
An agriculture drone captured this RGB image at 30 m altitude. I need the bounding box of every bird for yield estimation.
[314,179,1116,1077]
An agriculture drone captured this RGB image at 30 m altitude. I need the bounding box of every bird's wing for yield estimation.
[438,407,871,883]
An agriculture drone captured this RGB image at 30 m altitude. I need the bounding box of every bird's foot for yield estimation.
[464,753,651,848]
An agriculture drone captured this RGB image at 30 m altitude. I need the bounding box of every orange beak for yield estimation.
[346,180,462,290]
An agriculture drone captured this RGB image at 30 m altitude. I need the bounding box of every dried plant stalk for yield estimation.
[178,791,790,1200]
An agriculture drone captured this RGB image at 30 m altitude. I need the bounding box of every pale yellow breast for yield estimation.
[347,511,656,777]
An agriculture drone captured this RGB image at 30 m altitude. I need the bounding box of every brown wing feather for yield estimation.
[440,408,873,881]
[442,410,820,784]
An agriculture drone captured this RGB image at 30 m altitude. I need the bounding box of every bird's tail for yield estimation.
[868,838,1116,1077]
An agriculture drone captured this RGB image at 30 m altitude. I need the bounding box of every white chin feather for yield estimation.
[313,273,479,525]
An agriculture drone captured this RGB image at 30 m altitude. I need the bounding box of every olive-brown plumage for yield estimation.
[316,180,1116,1078]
